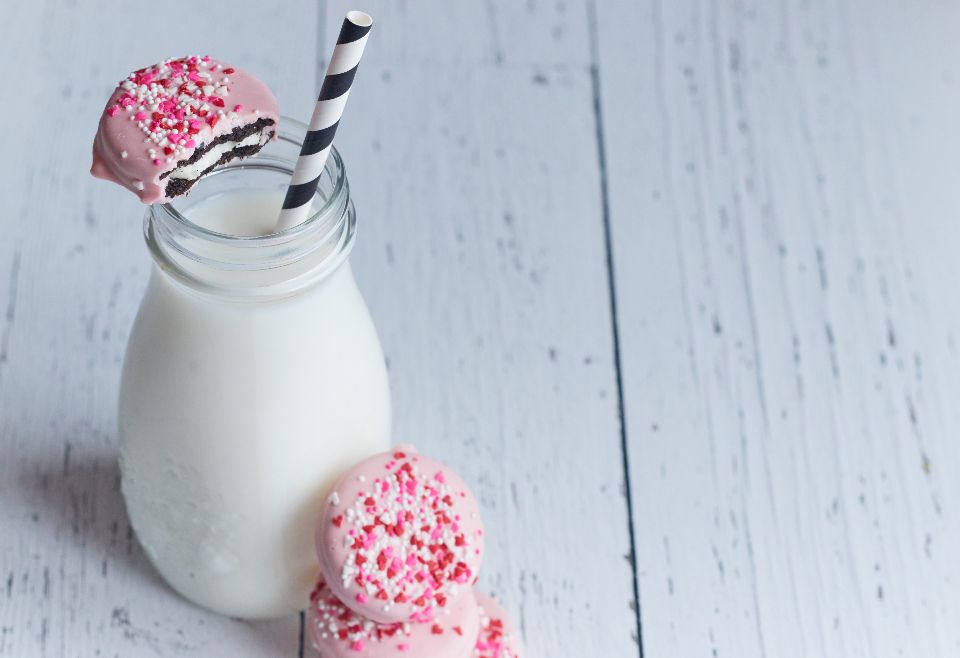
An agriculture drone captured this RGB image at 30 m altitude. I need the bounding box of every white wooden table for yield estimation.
[2,1,959,656]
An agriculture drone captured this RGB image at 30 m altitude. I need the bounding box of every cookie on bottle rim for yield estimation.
[92,55,279,203]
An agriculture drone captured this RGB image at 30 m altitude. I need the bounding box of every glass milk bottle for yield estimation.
[118,120,391,619]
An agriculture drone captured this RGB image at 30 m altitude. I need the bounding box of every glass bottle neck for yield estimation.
[144,118,356,300]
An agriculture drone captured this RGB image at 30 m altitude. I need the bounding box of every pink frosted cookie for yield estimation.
[316,446,484,624]
[474,593,524,658]
[307,578,479,658]
[91,55,279,203]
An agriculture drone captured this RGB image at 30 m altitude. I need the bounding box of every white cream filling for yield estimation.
[169,131,267,180]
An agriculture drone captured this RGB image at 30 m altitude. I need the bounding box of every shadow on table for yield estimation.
[15,443,160,586]
[14,442,302,656]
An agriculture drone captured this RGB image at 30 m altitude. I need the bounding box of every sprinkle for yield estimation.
[120,151,128,159]
[132,180,144,190]
[330,453,481,623]
[104,56,249,165]
[473,601,520,658]
[152,158,162,166]
[308,581,468,654]
[233,104,244,112]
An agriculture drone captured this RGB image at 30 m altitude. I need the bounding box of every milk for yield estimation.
[118,188,391,619]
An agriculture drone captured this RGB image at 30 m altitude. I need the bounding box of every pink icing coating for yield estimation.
[90,55,279,204]
[473,593,524,658]
[316,446,485,624]
[307,578,479,658]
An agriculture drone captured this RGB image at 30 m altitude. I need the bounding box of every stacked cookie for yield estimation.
[309,447,522,658]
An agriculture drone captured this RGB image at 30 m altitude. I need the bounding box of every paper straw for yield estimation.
[275,10,373,231]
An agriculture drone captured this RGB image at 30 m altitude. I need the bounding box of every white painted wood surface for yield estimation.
[0,1,637,656]
[2,0,959,657]
[596,0,960,656]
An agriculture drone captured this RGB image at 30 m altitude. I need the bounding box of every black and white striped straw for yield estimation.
[275,11,373,231]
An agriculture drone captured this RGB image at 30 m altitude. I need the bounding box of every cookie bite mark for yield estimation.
[160,117,276,198]
[91,55,280,204]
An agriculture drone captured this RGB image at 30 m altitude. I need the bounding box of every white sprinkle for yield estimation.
[133,180,144,190]
[330,491,341,505]
[120,151,128,159]
[358,475,366,483]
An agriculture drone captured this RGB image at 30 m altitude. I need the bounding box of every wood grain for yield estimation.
[6,0,959,656]
[328,1,640,656]
[595,0,960,655]
[1,0,640,656]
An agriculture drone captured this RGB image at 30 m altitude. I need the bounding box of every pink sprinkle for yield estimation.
[168,133,181,144]
[233,104,244,112]
[349,640,365,651]
[107,106,120,117]
[184,139,196,148]
[434,471,446,483]
[356,592,368,604]
[134,111,147,121]
[398,643,411,652]
[152,158,162,166]
[187,72,202,82]
[189,120,202,130]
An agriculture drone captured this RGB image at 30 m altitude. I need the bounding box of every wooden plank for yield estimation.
[0,2,317,655]
[325,1,640,656]
[1,2,642,658]
[595,0,960,656]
